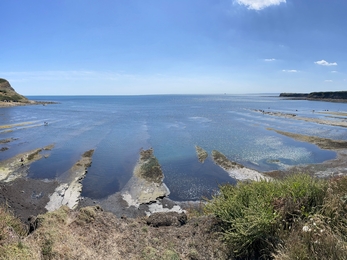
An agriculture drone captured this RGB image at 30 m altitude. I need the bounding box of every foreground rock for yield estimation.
[45,150,94,211]
[121,148,170,207]
[147,211,187,227]
[212,150,271,181]
[0,144,54,182]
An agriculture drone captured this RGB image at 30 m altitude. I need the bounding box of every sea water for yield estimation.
[0,95,345,201]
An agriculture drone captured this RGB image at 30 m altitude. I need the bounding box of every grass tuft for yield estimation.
[205,174,328,259]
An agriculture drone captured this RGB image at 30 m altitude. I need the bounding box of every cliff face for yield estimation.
[0,78,28,102]
[279,93,309,98]
[308,91,347,99]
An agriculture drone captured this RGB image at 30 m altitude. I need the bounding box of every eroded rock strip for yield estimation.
[195,145,208,163]
[211,150,270,181]
[253,109,347,128]
[268,128,347,150]
[45,149,94,211]
[0,144,54,182]
[121,148,169,207]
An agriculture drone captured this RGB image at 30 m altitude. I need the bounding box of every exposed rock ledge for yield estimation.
[211,150,271,181]
[121,148,170,207]
[45,150,94,211]
[0,144,54,182]
[195,145,208,163]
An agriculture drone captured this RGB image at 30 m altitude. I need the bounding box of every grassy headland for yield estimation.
[0,78,28,103]
[1,174,347,259]
[0,78,56,107]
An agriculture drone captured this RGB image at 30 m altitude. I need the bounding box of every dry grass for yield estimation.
[0,205,228,260]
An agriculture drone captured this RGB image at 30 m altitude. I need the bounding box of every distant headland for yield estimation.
[280,91,347,102]
[0,78,56,107]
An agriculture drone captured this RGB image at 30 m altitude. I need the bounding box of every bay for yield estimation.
[0,94,344,201]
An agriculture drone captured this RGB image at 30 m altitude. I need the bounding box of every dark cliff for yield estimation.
[280,91,347,100]
[279,93,309,98]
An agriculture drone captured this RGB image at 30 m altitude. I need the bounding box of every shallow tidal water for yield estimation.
[1,95,346,201]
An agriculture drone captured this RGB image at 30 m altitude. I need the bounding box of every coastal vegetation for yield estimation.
[205,174,344,259]
[1,174,347,259]
[138,148,163,184]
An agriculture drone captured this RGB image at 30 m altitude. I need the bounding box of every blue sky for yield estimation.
[1,0,346,95]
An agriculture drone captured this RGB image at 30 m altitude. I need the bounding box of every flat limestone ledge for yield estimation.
[0,144,54,182]
[268,128,347,150]
[45,150,94,212]
[252,109,347,128]
[211,150,271,181]
[121,163,170,208]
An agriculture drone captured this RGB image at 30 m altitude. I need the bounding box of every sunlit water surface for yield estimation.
[1,95,345,201]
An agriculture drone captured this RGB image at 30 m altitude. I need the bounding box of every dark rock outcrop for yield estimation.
[147,212,188,227]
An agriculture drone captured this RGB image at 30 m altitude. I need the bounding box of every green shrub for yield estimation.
[205,174,327,259]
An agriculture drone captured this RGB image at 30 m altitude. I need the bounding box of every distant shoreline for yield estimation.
[280,91,347,103]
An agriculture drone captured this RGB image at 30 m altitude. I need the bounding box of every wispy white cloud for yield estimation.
[314,60,337,66]
[324,80,333,82]
[331,71,338,73]
[282,69,298,73]
[235,0,286,10]
[0,70,136,82]
[264,58,276,62]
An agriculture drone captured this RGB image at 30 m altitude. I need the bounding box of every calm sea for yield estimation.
[1,95,346,201]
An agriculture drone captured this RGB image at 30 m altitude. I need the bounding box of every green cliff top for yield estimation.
[0,78,28,103]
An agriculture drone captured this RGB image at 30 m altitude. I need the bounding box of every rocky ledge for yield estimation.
[45,150,94,211]
[211,150,271,181]
[121,148,170,207]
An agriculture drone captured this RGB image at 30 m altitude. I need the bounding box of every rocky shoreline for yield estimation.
[2,107,347,225]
